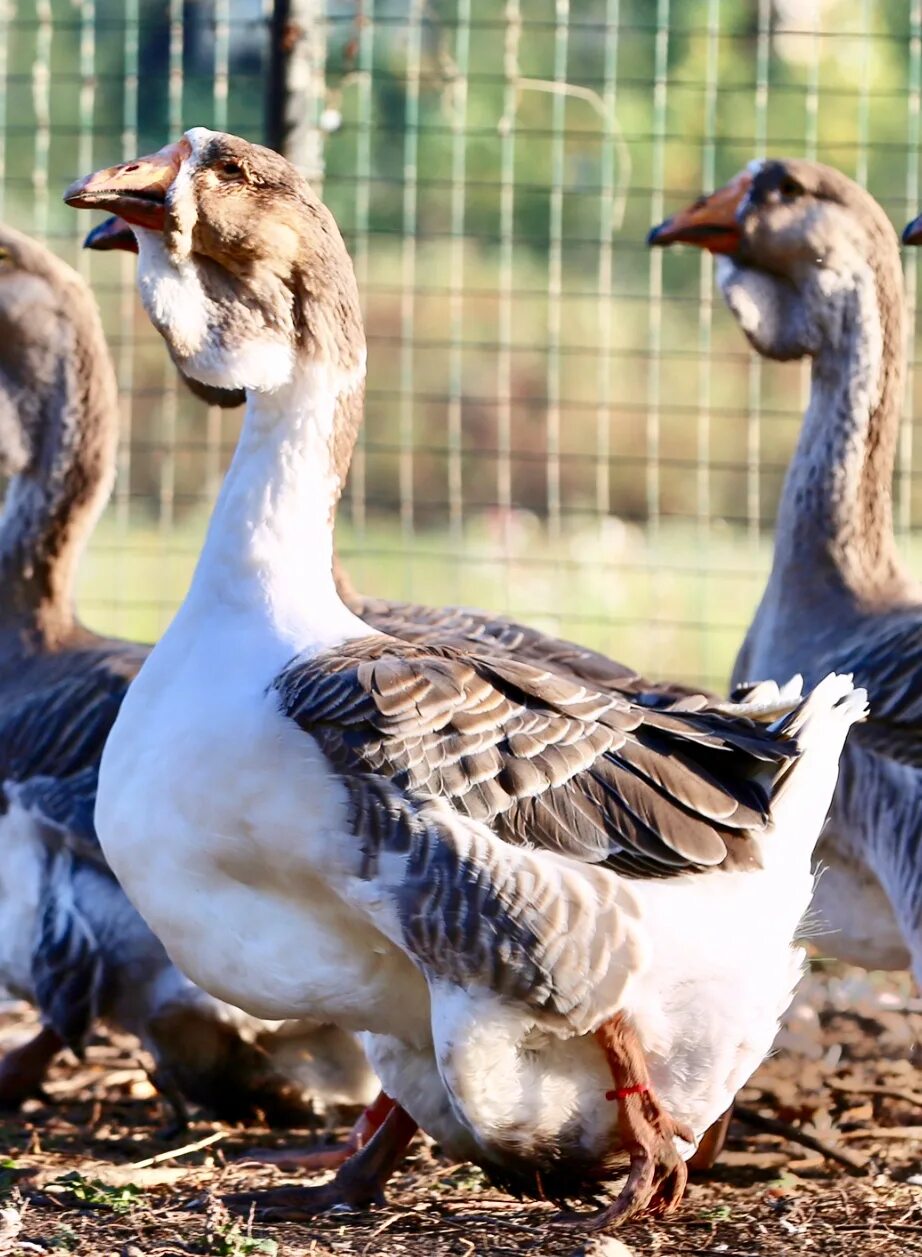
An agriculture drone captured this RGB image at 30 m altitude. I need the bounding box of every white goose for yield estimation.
[66,129,865,1229]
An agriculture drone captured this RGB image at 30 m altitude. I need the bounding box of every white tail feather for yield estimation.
[763,673,867,856]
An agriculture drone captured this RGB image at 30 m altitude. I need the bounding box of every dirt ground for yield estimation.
[1,967,920,1257]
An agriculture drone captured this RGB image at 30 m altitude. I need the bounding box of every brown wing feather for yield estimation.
[277,634,796,879]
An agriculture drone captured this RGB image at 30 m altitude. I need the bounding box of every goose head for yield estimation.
[146,1006,319,1129]
[65,128,365,397]
[0,224,109,478]
[649,159,902,363]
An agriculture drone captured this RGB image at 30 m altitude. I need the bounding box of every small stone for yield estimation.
[573,1240,635,1257]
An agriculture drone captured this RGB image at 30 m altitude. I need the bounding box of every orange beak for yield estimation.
[83,216,139,254]
[647,170,753,255]
[902,213,922,247]
[63,139,189,231]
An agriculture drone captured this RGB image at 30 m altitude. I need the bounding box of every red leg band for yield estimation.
[606,1083,650,1101]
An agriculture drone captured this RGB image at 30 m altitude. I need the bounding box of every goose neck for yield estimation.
[771,256,906,610]
[188,355,367,649]
[0,296,118,643]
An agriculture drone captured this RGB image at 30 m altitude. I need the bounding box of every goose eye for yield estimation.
[0,247,11,262]
[217,160,244,180]
[779,176,804,199]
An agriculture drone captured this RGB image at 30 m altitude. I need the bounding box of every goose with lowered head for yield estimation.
[651,160,922,985]
[0,222,375,1127]
[66,130,865,1229]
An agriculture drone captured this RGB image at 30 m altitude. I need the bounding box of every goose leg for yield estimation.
[149,1067,191,1137]
[687,1104,733,1173]
[225,1102,418,1220]
[237,1091,396,1171]
[560,1012,694,1230]
[0,1026,63,1110]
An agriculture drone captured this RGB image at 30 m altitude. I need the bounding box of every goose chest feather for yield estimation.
[68,129,865,1223]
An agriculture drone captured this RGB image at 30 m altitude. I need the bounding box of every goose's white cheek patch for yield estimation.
[135,231,209,352]
[133,229,294,393]
[192,337,294,393]
[728,286,762,337]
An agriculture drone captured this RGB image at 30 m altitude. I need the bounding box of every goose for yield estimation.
[65,129,865,1229]
[0,222,376,1128]
[650,160,922,987]
[84,211,747,1178]
[83,215,745,1176]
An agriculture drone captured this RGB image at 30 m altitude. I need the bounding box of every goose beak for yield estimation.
[64,139,189,231]
[902,213,922,246]
[83,216,139,254]
[647,170,752,254]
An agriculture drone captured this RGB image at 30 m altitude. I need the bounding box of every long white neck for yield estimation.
[184,357,369,651]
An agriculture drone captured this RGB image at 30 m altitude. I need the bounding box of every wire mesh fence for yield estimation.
[6,0,922,688]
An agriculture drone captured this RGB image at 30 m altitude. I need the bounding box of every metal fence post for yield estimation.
[266,0,327,182]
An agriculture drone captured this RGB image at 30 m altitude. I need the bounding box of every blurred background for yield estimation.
[7,0,922,690]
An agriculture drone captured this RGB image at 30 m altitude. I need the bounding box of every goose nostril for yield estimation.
[121,164,140,174]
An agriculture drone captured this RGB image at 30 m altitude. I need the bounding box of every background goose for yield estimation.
[650,160,922,986]
[0,222,375,1127]
[67,129,865,1229]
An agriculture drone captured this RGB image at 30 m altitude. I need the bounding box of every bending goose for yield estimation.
[66,130,865,1229]
[651,160,922,985]
[0,222,375,1125]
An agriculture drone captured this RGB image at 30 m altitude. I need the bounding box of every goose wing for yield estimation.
[820,615,922,764]
[279,635,793,878]
[0,647,142,864]
[0,647,142,1049]
[274,636,799,1028]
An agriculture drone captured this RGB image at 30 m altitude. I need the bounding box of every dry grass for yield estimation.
[1,968,920,1257]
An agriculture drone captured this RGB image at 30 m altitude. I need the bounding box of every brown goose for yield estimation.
[650,159,922,984]
[0,222,375,1126]
[66,130,864,1230]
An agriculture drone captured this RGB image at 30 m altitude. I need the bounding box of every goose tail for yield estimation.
[762,672,867,851]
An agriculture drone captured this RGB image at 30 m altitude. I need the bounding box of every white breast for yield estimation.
[95,617,429,1044]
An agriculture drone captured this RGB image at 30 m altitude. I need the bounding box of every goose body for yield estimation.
[0,224,375,1121]
[651,160,922,982]
[68,130,865,1220]
[97,434,855,1182]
